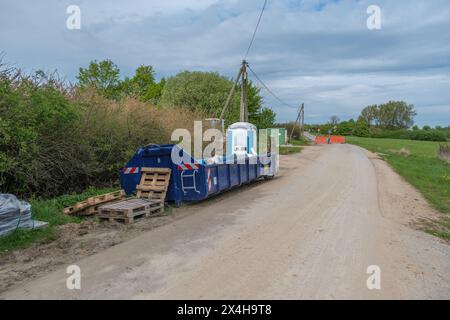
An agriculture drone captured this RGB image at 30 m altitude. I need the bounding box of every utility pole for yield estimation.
[289,103,304,142]
[220,60,249,124]
[300,104,305,137]
[240,60,248,122]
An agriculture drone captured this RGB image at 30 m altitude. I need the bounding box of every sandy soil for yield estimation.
[1,144,449,299]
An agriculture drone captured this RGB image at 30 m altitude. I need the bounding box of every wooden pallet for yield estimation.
[136,168,171,201]
[97,198,164,224]
[63,190,126,216]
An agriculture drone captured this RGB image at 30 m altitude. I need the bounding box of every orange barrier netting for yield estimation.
[314,136,346,144]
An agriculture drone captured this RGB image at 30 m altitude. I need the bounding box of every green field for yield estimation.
[347,136,450,240]
[0,187,116,255]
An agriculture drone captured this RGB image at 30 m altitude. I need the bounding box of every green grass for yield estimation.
[0,187,116,255]
[279,146,303,155]
[347,136,450,240]
[290,137,312,146]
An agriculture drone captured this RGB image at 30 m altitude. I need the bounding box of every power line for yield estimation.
[247,64,297,109]
[244,0,268,59]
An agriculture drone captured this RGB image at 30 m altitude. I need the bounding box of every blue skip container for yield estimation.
[120,144,278,207]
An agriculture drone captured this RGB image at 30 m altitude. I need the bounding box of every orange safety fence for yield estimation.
[314,136,346,144]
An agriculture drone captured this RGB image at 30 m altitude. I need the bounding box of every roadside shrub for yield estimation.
[0,73,80,197]
[1,70,200,199]
[409,130,447,141]
[72,91,201,188]
[335,121,354,136]
[352,120,370,137]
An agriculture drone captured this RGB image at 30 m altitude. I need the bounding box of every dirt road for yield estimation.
[2,144,449,299]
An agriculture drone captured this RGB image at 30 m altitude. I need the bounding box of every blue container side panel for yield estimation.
[239,164,247,184]
[249,164,257,181]
[218,165,229,192]
[120,144,276,207]
[229,164,239,188]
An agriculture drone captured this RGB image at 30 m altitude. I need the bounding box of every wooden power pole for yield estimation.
[220,60,249,124]
[240,60,248,122]
[289,103,304,141]
[300,104,305,137]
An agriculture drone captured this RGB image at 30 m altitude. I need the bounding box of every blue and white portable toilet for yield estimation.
[226,122,258,157]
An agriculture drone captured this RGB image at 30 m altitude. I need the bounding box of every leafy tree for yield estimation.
[422,125,431,131]
[159,71,275,128]
[380,101,416,129]
[130,65,155,94]
[121,65,163,103]
[77,60,121,99]
[144,77,166,104]
[412,125,419,130]
[336,121,353,136]
[160,71,233,115]
[359,104,379,126]
[359,101,416,129]
[352,119,370,137]
[252,107,276,129]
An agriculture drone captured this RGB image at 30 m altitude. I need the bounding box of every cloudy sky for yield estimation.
[1,0,449,126]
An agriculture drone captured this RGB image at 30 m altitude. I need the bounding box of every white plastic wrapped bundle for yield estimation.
[0,194,34,236]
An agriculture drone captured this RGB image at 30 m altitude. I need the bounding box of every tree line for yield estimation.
[77,59,276,128]
[302,101,448,142]
[358,101,416,129]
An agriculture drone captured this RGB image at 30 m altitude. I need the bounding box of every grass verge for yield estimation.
[280,146,303,155]
[290,137,312,146]
[347,136,450,240]
[0,187,116,255]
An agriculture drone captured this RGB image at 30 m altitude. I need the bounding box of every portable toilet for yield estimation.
[227,122,258,157]
[267,128,286,145]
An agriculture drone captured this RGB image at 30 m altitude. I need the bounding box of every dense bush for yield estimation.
[0,70,200,199]
[368,128,447,141]
[352,120,370,137]
[0,73,79,196]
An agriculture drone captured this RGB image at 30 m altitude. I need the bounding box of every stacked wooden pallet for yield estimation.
[63,190,126,216]
[97,198,164,224]
[98,168,171,224]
